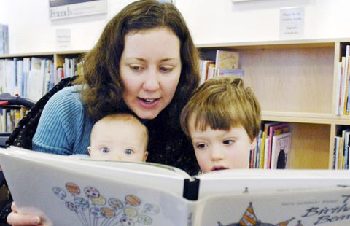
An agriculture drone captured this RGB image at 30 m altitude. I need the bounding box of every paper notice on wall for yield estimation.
[55,28,71,49]
[279,7,304,39]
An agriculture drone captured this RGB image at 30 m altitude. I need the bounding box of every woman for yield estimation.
[8,0,200,225]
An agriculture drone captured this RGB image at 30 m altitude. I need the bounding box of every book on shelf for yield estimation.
[1,147,350,226]
[215,50,239,71]
[270,132,292,169]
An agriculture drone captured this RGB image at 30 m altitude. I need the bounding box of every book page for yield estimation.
[2,147,191,192]
[0,147,191,226]
[196,169,350,199]
[195,187,350,226]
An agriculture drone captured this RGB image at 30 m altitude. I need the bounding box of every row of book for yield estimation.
[0,108,27,133]
[0,57,80,102]
[333,129,350,169]
[336,44,350,115]
[199,49,244,85]
[250,122,292,169]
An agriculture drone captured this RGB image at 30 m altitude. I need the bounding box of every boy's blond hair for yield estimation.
[91,114,148,150]
[180,77,261,140]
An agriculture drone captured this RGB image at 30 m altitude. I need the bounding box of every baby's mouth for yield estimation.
[211,166,228,171]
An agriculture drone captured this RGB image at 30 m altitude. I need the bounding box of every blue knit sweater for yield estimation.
[32,86,93,155]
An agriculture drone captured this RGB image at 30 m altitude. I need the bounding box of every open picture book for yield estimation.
[1,146,350,226]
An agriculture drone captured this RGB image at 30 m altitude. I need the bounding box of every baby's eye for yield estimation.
[195,143,207,150]
[99,147,110,153]
[223,139,235,145]
[124,148,134,155]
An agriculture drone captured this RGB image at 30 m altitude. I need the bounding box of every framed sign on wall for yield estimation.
[49,0,107,20]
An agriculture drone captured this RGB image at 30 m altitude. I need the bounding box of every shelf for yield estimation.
[262,111,350,125]
[0,50,88,59]
[196,38,349,49]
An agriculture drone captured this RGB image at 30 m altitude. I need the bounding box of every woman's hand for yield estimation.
[7,202,42,226]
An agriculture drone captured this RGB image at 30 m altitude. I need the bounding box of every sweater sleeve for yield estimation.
[32,86,92,155]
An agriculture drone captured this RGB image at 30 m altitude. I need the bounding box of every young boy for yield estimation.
[88,113,148,162]
[180,77,261,173]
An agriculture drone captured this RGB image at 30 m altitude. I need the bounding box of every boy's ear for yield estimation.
[143,151,148,161]
[250,138,257,150]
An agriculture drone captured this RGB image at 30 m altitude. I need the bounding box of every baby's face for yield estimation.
[189,124,255,173]
[89,120,147,162]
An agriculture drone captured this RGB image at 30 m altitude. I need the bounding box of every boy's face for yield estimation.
[89,120,148,162]
[189,123,255,173]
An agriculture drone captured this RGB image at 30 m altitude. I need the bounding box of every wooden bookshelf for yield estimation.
[0,50,86,133]
[198,39,350,170]
[2,39,350,169]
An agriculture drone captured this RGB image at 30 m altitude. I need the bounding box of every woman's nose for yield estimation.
[142,68,160,91]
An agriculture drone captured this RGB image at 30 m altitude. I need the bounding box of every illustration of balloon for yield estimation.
[84,186,100,199]
[101,207,115,218]
[52,187,66,200]
[108,198,124,210]
[137,214,152,225]
[65,182,80,196]
[65,201,78,213]
[124,207,138,218]
[120,214,135,226]
[141,203,160,215]
[125,194,141,206]
[91,195,106,206]
[74,197,89,211]
[89,206,103,218]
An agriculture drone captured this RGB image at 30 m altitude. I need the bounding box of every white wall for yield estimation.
[1,0,350,54]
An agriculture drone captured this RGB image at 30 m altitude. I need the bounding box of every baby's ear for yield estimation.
[143,151,148,161]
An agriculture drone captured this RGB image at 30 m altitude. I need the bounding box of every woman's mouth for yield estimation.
[138,97,160,108]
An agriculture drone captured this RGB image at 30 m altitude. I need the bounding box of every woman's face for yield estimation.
[120,27,182,119]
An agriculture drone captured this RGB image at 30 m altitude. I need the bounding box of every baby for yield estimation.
[180,77,261,173]
[88,113,148,162]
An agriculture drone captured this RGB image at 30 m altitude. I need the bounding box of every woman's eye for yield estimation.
[223,140,234,145]
[159,66,174,73]
[99,147,110,153]
[129,64,143,71]
[124,148,134,155]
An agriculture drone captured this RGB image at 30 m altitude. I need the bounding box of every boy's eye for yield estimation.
[124,148,134,155]
[99,147,110,153]
[223,139,235,145]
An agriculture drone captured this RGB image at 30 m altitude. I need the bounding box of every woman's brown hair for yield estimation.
[76,0,200,122]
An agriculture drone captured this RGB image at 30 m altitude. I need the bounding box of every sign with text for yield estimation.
[55,28,71,49]
[49,0,107,20]
[279,7,304,39]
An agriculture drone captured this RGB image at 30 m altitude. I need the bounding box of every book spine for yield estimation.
[183,178,200,201]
